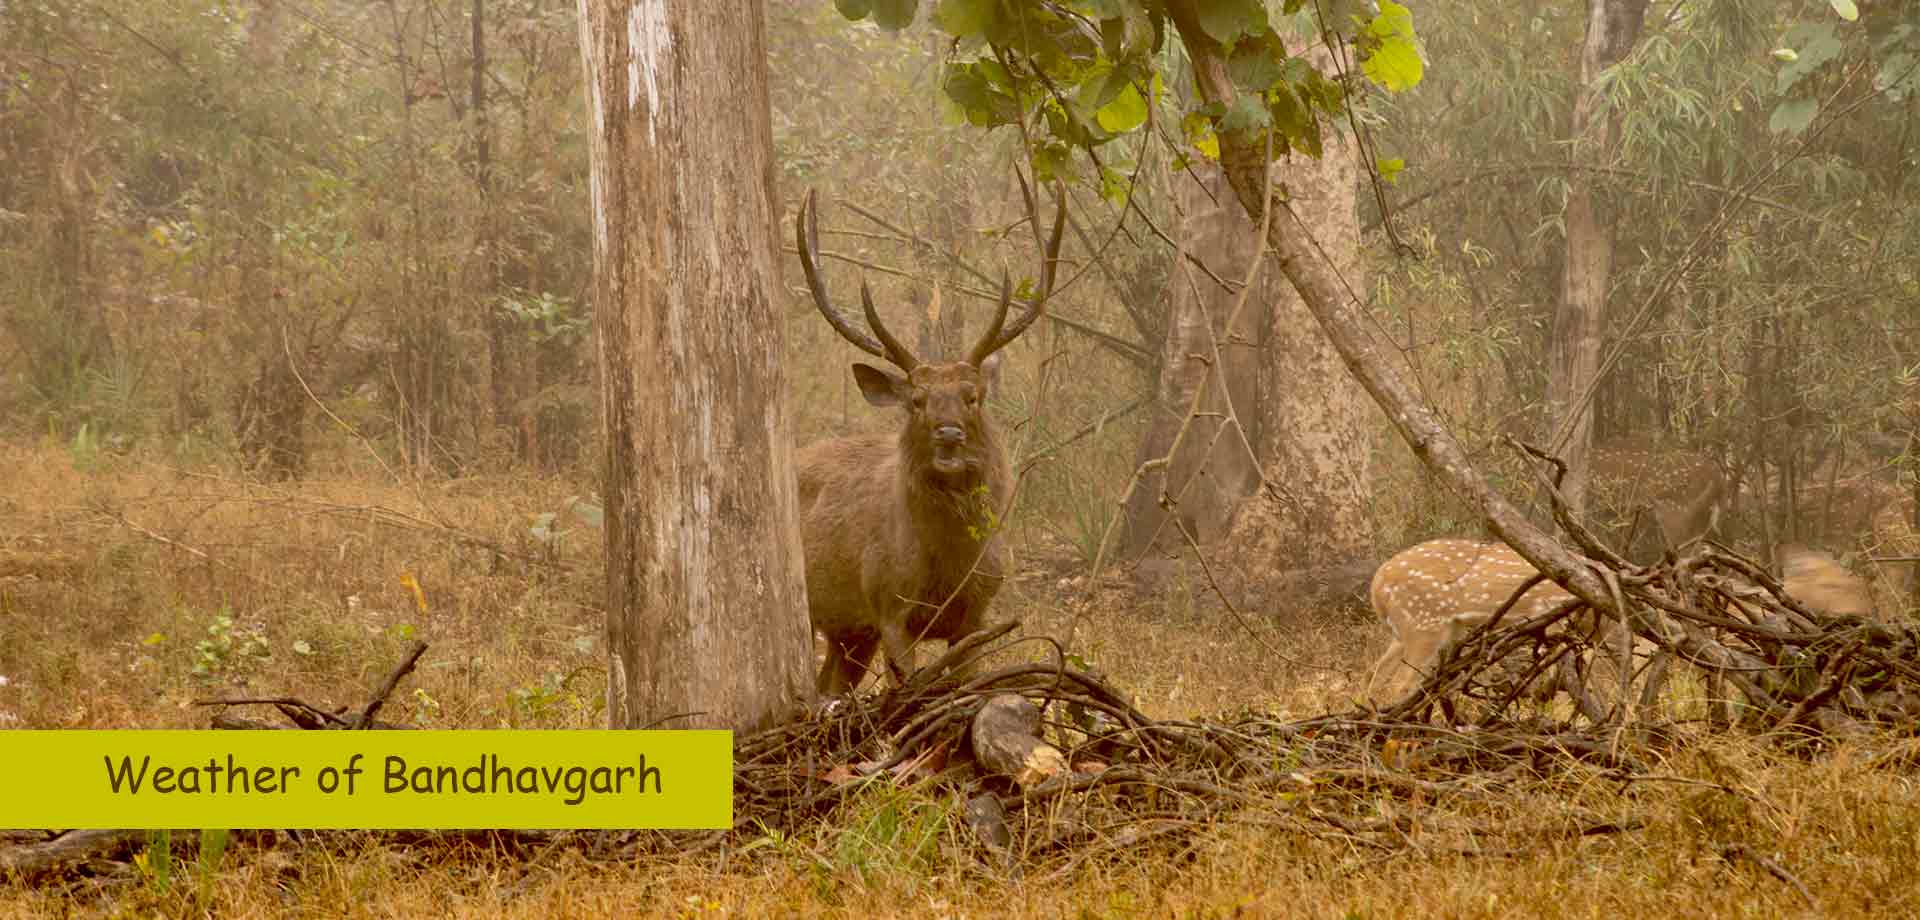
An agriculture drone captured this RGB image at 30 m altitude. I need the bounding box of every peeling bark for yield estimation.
[1161,1,1618,614]
[1222,37,1375,574]
[1119,163,1262,559]
[577,0,814,732]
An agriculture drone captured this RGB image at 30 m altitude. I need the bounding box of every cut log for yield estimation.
[0,829,142,881]
[963,792,1012,852]
[969,694,1066,789]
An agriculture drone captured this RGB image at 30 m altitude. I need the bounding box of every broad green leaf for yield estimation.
[873,0,917,30]
[833,0,874,22]
[1768,98,1818,135]
[1229,42,1286,92]
[1031,143,1073,184]
[944,63,1021,127]
[1044,97,1096,147]
[1182,111,1220,159]
[1830,0,1858,22]
[1197,0,1267,45]
[1269,84,1311,142]
[1361,1,1422,92]
[1776,23,1841,94]
[1096,80,1147,133]
[1076,64,1128,115]
[1220,93,1271,135]
[1098,165,1130,206]
[936,0,994,37]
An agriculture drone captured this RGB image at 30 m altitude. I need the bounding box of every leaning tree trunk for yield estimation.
[1218,38,1375,577]
[1544,0,1649,514]
[1117,162,1263,560]
[577,0,814,732]
[1162,0,1619,613]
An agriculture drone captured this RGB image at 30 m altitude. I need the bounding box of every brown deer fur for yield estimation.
[797,363,1012,695]
[792,186,1060,695]
[1776,544,1876,619]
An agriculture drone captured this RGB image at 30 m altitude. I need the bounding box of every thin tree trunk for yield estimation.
[1545,0,1649,513]
[577,0,813,732]
[473,0,517,451]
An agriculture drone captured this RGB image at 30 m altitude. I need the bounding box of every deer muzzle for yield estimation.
[931,425,968,474]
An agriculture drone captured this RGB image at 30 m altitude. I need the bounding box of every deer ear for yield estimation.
[851,363,909,407]
[978,353,1003,393]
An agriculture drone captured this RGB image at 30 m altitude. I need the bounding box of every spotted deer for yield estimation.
[1586,444,1727,561]
[1364,539,1589,705]
[1790,476,1915,614]
[792,186,1063,696]
[1773,544,1876,618]
[1366,538,1878,706]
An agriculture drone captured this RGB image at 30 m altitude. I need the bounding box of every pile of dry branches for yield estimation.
[726,522,1920,872]
[13,530,1920,885]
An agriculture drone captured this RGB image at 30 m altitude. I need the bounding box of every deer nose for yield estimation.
[933,425,966,445]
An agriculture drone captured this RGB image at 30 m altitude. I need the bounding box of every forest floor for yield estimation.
[2,440,1918,918]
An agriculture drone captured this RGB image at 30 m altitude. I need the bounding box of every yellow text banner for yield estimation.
[0,730,733,829]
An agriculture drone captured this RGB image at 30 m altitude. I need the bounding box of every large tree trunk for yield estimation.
[577,0,814,733]
[1219,38,1374,576]
[1162,1,1619,613]
[1118,37,1372,601]
[1544,0,1649,513]
[1117,163,1263,559]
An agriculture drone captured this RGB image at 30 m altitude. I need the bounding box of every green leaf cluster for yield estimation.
[1770,5,1920,136]
[830,0,1423,176]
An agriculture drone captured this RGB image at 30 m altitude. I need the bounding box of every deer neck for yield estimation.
[897,428,1008,549]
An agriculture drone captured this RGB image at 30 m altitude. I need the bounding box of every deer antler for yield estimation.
[968,172,1067,366]
[796,189,920,371]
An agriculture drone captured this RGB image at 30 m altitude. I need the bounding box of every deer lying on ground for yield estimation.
[1364,538,1880,706]
[792,186,1062,696]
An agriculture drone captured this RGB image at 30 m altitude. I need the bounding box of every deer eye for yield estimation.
[910,389,928,408]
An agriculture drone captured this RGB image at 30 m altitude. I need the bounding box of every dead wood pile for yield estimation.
[11,531,1920,886]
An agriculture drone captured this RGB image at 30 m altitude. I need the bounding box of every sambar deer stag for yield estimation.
[793,185,1063,696]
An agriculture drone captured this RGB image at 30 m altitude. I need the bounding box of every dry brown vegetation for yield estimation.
[5,441,1920,918]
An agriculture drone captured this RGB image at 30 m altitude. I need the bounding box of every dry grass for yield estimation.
[4,441,1920,918]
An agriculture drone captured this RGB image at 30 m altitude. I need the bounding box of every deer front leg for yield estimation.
[1367,633,1409,705]
[818,631,881,697]
[877,613,918,687]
